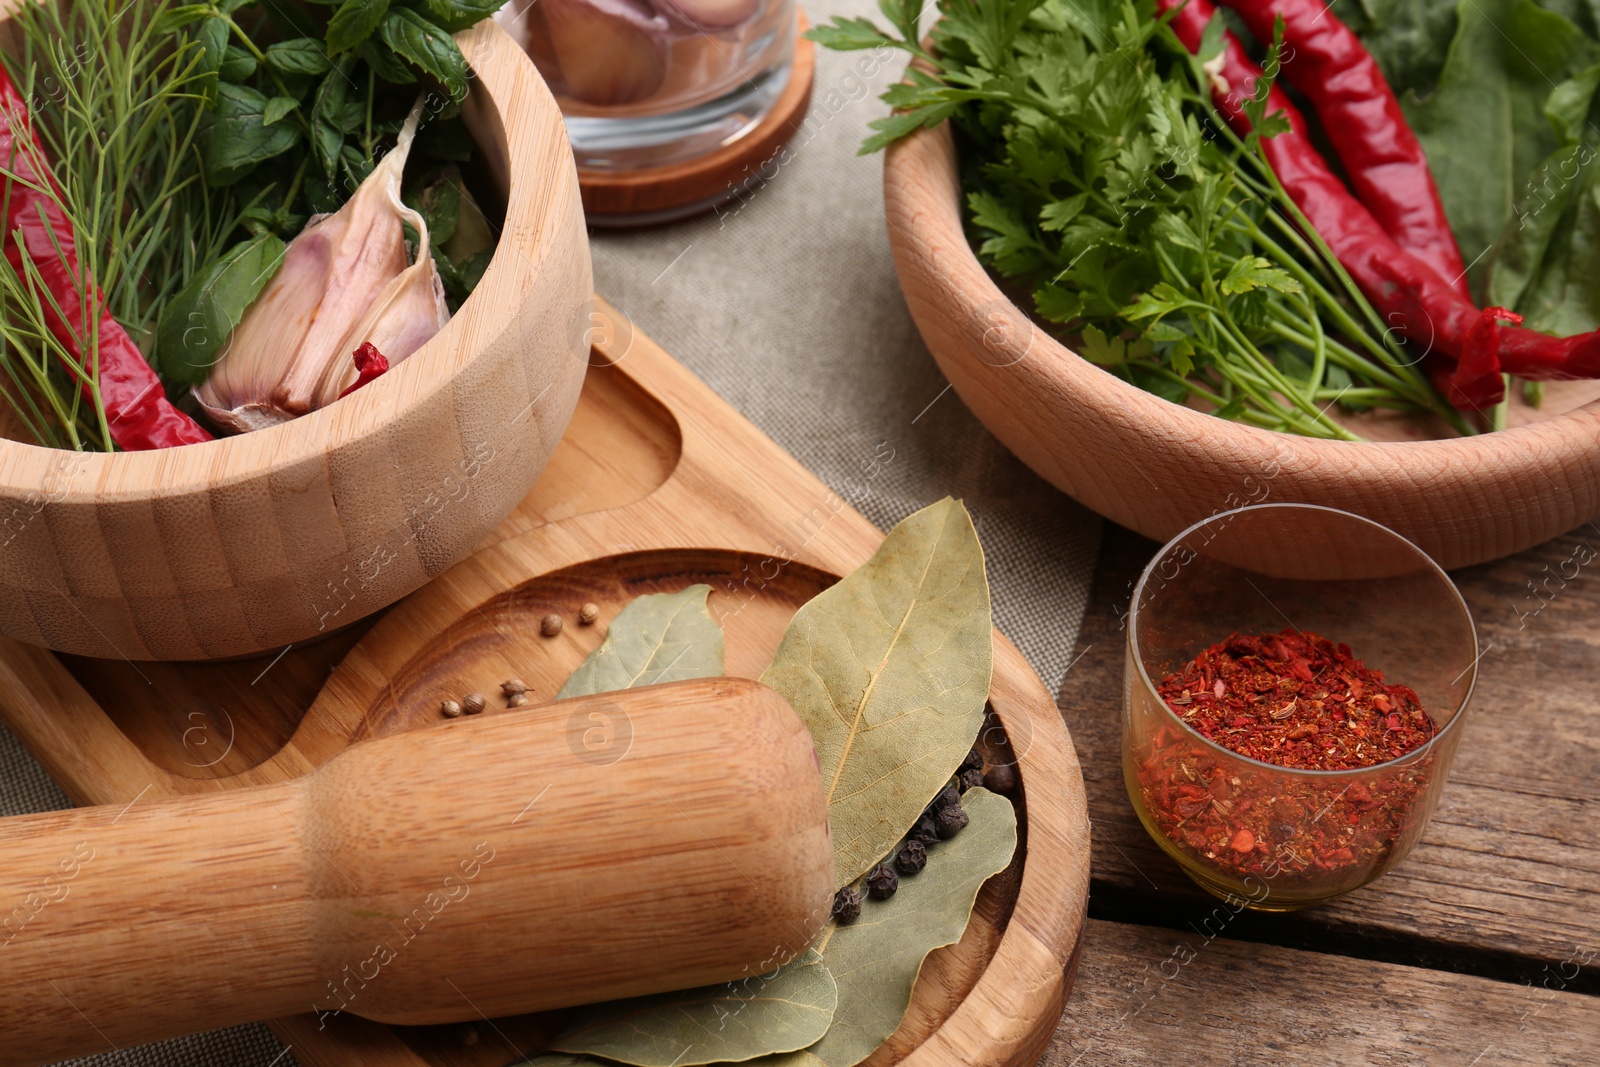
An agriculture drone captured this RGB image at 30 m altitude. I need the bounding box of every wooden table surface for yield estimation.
[1040,525,1598,1065]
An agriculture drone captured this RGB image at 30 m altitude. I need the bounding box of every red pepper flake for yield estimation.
[1135,628,1438,892]
[339,342,390,399]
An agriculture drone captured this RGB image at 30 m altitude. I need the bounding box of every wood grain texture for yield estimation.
[0,20,592,661]
[1064,525,1599,991]
[881,118,1600,571]
[1045,919,1598,1066]
[0,301,1090,1067]
[578,19,815,224]
[0,680,833,1067]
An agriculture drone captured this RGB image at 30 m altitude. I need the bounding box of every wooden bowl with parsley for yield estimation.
[0,13,590,660]
[850,0,1600,570]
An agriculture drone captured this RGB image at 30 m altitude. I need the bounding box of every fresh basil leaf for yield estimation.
[198,15,229,74]
[201,81,303,184]
[327,0,391,54]
[219,44,257,81]
[360,38,417,83]
[154,233,287,384]
[264,38,332,76]
[311,70,352,177]
[380,7,469,94]
[262,96,299,125]
[415,112,474,160]
[409,170,462,245]
[413,0,504,32]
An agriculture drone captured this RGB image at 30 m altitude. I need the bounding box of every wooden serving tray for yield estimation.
[0,301,1090,1067]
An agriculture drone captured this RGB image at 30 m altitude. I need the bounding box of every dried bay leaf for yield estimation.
[546,949,838,1067]
[559,585,724,698]
[808,788,1017,1067]
[523,1054,825,1067]
[760,497,992,885]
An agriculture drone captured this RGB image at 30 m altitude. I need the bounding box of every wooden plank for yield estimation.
[1063,525,1599,991]
[1045,919,1599,1066]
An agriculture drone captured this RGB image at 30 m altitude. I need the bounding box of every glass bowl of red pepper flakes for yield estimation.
[1123,503,1478,911]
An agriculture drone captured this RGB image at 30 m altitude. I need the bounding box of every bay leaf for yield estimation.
[523,1054,824,1067]
[547,949,837,1067]
[808,788,1017,1067]
[760,497,992,886]
[558,585,724,698]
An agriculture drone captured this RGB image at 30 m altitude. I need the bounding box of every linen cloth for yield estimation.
[6,0,1101,1061]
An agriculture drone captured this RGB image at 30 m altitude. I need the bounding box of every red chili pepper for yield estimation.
[0,69,211,450]
[1159,0,1600,410]
[1220,0,1469,296]
[337,341,390,399]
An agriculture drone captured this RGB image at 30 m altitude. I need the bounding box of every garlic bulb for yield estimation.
[197,101,450,433]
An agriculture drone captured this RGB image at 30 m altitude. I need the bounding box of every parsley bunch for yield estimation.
[812,0,1473,438]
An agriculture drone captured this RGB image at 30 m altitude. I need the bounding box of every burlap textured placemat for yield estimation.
[9,1,1099,1062]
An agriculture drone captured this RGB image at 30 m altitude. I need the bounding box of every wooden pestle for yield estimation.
[0,677,833,1067]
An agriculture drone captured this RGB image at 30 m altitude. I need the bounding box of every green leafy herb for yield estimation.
[811,0,1472,438]
[547,949,838,1067]
[380,7,469,91]
[760,498,992,887]
[807,789,1016,1067]
[202,82,304,184]
[153,233,287,384]
[558,585,725,699]
[327,0,391,54]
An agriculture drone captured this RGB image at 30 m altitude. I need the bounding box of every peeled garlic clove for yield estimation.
[505,0,670,107]
[197,100,449,432]
[653,0,758,30]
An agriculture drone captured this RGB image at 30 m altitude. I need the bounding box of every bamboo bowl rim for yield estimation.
[0,21,553,499]
[884,119,1600,469]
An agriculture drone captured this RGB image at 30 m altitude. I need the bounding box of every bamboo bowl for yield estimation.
[0,21,592,660]
[883,120,1600,570]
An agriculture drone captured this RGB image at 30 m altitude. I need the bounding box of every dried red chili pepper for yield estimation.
[1221,0,1468,295]
[337,342,390,399]
[0,69,212,450]
[1159,0,1600,410]
[1135,628,1436,888]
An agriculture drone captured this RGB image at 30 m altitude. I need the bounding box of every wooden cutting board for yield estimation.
[0,300,1090,1067]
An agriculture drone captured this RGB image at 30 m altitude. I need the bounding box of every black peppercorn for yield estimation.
[983,762,1017,795]
[910,815,939,844]
[832,886,862,924]
[865,864,899,899]
[961,748,983,772]
[935,802,969,839]
[958,767,985,792]
[934,783,962,811]
[895,839,927,875]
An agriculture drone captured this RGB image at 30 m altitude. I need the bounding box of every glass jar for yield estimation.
[497,0,797,170]
[1123,504,1477,911]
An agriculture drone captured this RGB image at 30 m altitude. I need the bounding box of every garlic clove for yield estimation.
[504,0,670,107]
[197,100,448,432]
[314,240,450,409]
[652,0,759,30]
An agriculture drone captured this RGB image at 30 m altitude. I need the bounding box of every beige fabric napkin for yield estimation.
[9,1,1099,1062]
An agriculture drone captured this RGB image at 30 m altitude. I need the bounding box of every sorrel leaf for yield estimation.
[806,789,1016,1067]
[547,949,837,1067]
[558,585,725,698]
[761,497,992,886]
